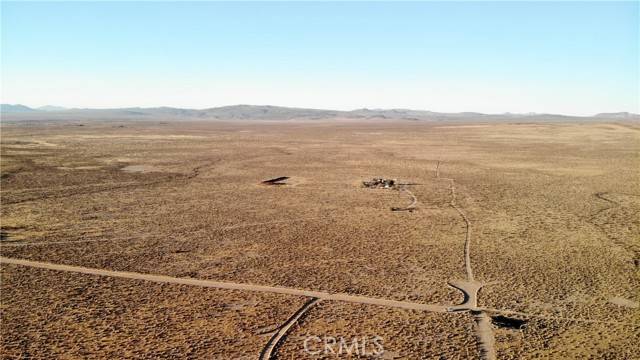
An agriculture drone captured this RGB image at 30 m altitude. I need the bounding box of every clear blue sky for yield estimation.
[1,1,638,115]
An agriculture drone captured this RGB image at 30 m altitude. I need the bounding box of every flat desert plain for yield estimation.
[1,120,639,359]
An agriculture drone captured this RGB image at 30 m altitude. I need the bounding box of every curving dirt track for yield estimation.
[448,178,474,282]
[587,191,639,265]
[259,298,321,360]
[437,163,496,360]
[435,164,476,287]
[392,186,419,212]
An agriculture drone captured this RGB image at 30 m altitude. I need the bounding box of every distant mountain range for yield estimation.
[593,112,639,119]
[0,104,68,112]
[1,104,37,112]
[1,103,638,121]
[37,105,68,112]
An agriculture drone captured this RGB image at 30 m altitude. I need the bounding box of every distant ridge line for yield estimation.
[1,103,638,121]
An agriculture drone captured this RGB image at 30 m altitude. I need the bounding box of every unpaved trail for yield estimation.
[447,178,474,281]
[473,311,497,360]
[447,280,484,310]
[437,168,474,282]
[447,180,495,360]
[259,298,320,360]
[436,163,496,360]
[0,256,449,313]
[392,186,418,212]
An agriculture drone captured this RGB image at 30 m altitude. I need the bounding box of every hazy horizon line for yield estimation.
[2,102,637,118]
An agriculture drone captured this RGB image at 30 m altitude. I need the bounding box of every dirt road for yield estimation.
[259,298,321,360]
[0,256,449,313]
[437,163,495,360]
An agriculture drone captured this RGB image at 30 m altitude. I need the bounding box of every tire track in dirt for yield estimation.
[0,256,449,313]
[436,162,496,360]
[447,178,474,282]
[0,238,122,247]
[587,191,639,266]
[434,161,474,281]
[2,160,216,205]
[0,218,325,248]
[391,186,418,212]
[1,178,175,205]
[259,298,321,360]
[473,311,497,359]
[587,192,620,222]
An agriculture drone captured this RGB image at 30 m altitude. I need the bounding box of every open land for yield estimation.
[1,118,639,359]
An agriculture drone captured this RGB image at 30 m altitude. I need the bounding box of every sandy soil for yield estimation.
[1,120,639,358]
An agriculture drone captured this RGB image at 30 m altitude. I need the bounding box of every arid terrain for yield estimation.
[1,119,639,359]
